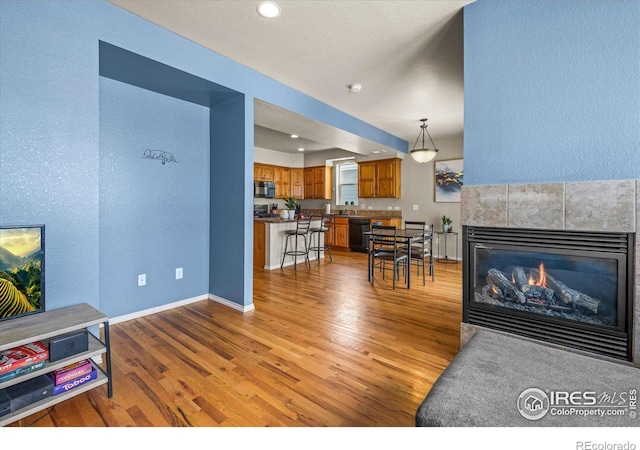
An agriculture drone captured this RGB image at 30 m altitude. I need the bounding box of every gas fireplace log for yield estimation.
[512,267,529,290]
[521,284,555,303]
[482,284,504,299]
[487,268,526,304]
[524,301,573,313]
[530,268,601,313]
[573,293,601,314]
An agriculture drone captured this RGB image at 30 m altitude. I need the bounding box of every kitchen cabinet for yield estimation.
[254,163,274,182]
[273,166,290,199]
[255,163,330,200]
[357,158,401,198]
[303,168,314,199]
[357,162,376,198]
[331,217,350,248]
[376,158,401,198]
[290,168,304,199]
[375,218,402,228]
[304,166,332,199]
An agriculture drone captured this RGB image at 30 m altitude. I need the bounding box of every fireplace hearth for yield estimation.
[463,226,634,360]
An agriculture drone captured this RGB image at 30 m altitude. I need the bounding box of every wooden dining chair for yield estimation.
[370,224,408,289]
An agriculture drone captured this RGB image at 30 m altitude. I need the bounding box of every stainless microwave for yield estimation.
[254,181,276,198]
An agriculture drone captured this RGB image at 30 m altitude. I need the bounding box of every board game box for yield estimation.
[49,359,93,385]
[0,341,49,374]
[49,368,97,395]
[0,360,46,383]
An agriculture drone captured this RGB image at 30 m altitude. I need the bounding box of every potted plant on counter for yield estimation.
[285,197,297,219]
[441,215,452,233]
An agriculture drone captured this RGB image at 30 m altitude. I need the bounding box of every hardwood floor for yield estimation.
[14,248,462,427]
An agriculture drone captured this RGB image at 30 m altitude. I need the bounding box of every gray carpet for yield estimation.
[416,331,640,427]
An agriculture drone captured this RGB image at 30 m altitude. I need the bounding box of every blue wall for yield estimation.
[464,0,640,186]
[99,78,210,318]
[0,0,406,317]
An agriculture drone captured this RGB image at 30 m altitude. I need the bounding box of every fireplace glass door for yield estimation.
[471,244,624,330]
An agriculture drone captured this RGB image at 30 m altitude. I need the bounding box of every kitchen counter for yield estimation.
[253,217,303,223]
[254,217,323,269]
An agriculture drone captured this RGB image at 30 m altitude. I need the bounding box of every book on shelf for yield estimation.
[49,359,93,385]
[0,360,46,383]
[0,341,49,374]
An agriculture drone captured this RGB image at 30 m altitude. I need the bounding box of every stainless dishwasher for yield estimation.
[348,218,371,253]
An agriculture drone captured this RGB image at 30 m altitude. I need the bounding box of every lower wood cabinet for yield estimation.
[332,218,349,248]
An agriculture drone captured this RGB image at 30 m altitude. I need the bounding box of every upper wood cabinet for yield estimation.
[357,158,401,198]
[357,161,376,198]
[304,166,332,199]
[254,163,274,182]
[255,163,331,200]
[273,166,291,199]
[290,168,304,199]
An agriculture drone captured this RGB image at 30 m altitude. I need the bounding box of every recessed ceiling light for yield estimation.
[290,134,298,139]
[257,1,281,18]
[298,148,305,152]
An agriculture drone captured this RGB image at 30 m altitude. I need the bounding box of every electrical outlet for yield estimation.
[394,206,400,210]
[368,206,373,210]
[176,267,183,280]
[413,204,419,210]
[387,206,393,210]
[138,274,146,286]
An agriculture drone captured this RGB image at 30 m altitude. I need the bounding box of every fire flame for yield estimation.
[529,262,547,287]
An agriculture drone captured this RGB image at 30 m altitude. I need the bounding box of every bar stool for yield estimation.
[308,214,333,264]
[280,215,313,270]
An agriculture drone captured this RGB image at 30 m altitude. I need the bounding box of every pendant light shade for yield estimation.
[410,118,439,163]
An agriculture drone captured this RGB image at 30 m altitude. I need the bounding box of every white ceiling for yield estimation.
[109,0,471,155]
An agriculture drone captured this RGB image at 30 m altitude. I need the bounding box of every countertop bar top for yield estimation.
[254,212,402,223]
[254,215,396,223]
[254,217,316,223]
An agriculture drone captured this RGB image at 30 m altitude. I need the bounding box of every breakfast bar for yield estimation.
[254,216,324,269]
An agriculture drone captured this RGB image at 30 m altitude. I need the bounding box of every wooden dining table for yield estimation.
[363,228,431,289]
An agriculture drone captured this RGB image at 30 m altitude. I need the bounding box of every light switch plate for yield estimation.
[176,267,183,279]
[138,274,146,286]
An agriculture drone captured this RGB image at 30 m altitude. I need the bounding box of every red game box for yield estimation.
[0,341,49,374]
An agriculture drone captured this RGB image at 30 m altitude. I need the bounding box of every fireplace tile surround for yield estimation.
[460,179,639,366]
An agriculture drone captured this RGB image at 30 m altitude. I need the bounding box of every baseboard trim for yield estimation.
[208,294,255,313]
[109,294,210,325]
[109,293,254,325]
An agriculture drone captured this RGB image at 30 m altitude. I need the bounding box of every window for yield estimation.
[337,162,358,206]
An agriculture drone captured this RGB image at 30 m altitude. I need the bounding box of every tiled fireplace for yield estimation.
[460,180,639,366]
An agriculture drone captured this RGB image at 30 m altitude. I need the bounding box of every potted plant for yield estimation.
[441,215,452,233]
[284,197,297,219]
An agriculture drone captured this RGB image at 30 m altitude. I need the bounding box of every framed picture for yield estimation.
[435,159,463,203]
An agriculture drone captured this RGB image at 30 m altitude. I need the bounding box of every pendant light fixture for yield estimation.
[410,118,439,163]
